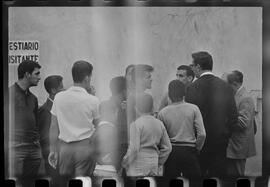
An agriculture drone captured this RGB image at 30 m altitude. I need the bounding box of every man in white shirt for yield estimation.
[48,61,100,182]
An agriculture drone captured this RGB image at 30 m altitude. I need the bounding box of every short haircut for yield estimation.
[168,80,185,102]
[44,75,63,94]
[191,51,213,71]
[17,60,41,79]
[227,70,243,84]
[177,65,195,79]
[110,76,127,96]
[136,93,153,114]
[125,64,135,76]
[72,60,93,83]
[131,64,154,83]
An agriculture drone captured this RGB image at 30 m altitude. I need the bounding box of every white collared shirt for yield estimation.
[200,71,214,77]
[51,86,100,143]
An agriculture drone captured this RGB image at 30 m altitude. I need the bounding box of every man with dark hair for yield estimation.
[127,64,154,126]
[122,93,171,176]
[8,60,41,187]
[185,51,238,177]
[159,65,195,111]
[49,60,100,185]
[222,70,256,177]
[38,75,64,186]
[158,80,205,179]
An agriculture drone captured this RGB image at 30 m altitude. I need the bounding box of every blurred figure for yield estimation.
[222,70,256,176]
[159,65,195,111]
[9,60,42,187]
[125,64,135,97]
[159,80,205,179]
[122,93,172,177]
[98,76,128,173]
[127,64,154,126]
[38,75,64,186]
[49,61,100,186]
[185,51,238,177]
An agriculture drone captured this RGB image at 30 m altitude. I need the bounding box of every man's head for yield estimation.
[110,76,127,102]
[44,75,64,96]
[176,65,195,86]
[131,64,154,91]
[223,70,243,94]
[135,93,153,114]
[191,51,213,78]
[17,60,41,87]
[168,80,185,103]
[72,60,93,89]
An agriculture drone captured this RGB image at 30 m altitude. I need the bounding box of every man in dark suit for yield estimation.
[222,70,256,176]
[185,51,238,177]
[38,75,64,186]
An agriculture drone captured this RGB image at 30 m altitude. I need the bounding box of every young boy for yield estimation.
[122,93,172,176]
[158,80,206,179]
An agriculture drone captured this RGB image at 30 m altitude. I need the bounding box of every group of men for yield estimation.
[7,51,256,187]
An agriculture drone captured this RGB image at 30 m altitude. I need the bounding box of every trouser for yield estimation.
[227,158,246,177]
[164,146,201,179]
[200,145,228,177]
[126,154,159,177]
[10,143,42,187]
[58,138,96,177]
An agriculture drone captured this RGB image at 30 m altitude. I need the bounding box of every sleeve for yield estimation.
[227,90,240,132]
[158,124,172,165]
[235,98,255,131]
[194,106,206,151]
[122,122,141,167]
[38,108,51,146]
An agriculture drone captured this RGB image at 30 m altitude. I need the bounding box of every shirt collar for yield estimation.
[235,85,244,96]
[69,86,88,93]
[15,82,30,95]
[48,97,54,103]
[200,71,214,77]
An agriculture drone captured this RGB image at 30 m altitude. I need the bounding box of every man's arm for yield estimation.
[158,125,172,165]
[235,98,255,131]
[226,90,239,132]
[194,106,206,151]
[48,114,59,169]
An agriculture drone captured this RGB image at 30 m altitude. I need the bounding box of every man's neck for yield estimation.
[73,83,86,89]
[16,79,29,91]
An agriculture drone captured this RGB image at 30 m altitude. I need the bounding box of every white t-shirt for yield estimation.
[51,86,100,143]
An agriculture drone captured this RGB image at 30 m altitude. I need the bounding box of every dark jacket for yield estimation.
[185,74,238,152]
[38,98,53,158]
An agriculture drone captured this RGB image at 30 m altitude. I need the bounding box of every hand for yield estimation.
[48,151,58,169]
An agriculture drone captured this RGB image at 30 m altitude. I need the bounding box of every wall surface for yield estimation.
[8,7,262,176]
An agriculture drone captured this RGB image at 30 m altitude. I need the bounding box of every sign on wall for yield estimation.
[8,41,39,65]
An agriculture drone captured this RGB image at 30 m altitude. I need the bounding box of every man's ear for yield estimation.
[25,72,30,78]
[187,76,193,82]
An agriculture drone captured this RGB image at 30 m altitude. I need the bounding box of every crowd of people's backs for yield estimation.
[8,51,257,187]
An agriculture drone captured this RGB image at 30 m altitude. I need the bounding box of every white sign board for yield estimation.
[8,41,39,65]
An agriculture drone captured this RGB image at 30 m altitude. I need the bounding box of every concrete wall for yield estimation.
[8,7,262,176]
